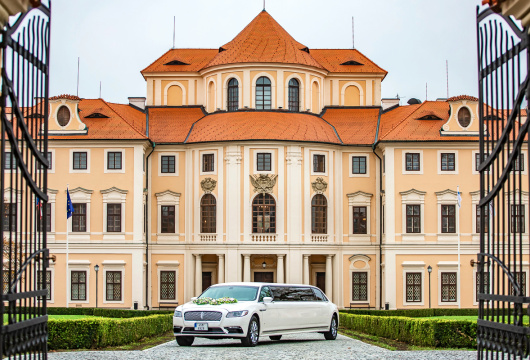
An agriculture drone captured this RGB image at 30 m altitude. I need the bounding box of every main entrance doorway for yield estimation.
[202,272,212,292]
[254,272,274,283]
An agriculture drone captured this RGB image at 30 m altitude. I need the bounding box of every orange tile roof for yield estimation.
[141,49,218,74]
[204,11,324,70]
[310,49,387,77]
[185,111,340,144]
[321,108,380,145]
[447,95,478,102]
[49,94,81,101]
[50,99,147,140]
[148,107,206,143]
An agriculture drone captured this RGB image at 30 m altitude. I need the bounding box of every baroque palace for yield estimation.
[36,10,528,310]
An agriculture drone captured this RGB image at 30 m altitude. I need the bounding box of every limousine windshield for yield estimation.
[199,285,259,301]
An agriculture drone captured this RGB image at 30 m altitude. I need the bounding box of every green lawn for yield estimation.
[4,314,114,324]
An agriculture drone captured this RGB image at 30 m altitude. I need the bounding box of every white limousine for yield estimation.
[173,282,339,347]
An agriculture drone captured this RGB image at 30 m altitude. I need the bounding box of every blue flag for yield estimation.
[67,188,74,219]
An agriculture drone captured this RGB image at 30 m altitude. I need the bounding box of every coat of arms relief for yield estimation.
[200,177,217,193]
[250,174,278,194]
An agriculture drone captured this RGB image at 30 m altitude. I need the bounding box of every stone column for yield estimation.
[195,254,202,296]
[303,254,310,285]
[325,255,333,302]
[218,254,225,284]
[243,254,251,282]
[277,255,285,283]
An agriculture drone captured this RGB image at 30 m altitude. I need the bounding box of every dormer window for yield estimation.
[57,106,71,127]
[85,112,109,118]
[340,60,363,66]
[457,107,471,128]
[163,60,189,66]
[418,114,442,120]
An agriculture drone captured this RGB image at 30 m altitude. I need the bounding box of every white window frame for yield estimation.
[104,149,125,174]
[470,190,481,243]
[437,261,459,306]
[101,187,128,239]
[42,149,55,174]
[69,149,91,174]
[46,189,58,242]
[347,191,372,243]
[68,187,92,239]
[513,150,528,175]
[348,255,371,305]
[435,189,459,240]
[437,150,458,175]
[311,151,328,176]
[68,260,90,305]
[155,190,181,243]
[349,153,369,178]
[401,261,425,306]
[158,152,179,177]
[102,260,125,305]
[39,260,55,303]
[505,190,529,235]
[200,151,217,175]
[402,150,423,175]
[472,150,487,175]
[399,189,426,242]
[254,150,275,174]
[472,264,494,306]
[157,260,180,304]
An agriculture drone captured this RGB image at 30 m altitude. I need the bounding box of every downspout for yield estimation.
[372,107,383,309]
[144,109,155,309]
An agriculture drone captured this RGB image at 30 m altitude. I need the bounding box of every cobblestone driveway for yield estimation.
[48,333,475,360]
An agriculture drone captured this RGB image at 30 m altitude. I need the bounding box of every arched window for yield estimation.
[288,78,300,112]
[252,193,276,233]
[200,194,216,233]
[255,76,271,110]
[311,194,327,234]
[227,78,239,111]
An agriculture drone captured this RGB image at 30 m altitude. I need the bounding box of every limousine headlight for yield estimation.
[174,310,182,317]
[226,310,249,318]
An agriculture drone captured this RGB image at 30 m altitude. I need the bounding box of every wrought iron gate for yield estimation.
[477,6,530,359]
[0,1,51,358]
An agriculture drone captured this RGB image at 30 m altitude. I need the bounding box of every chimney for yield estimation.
[128,97,146,110]
[381,98,400,110]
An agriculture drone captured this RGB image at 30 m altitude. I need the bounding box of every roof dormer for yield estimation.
[48,95,87,135]
[441,95,480,136]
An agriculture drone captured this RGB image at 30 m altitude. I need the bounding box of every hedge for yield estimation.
[16,307,173,318]
[339,312,476,348]
[47,314,173,350]
[340,308,478,317]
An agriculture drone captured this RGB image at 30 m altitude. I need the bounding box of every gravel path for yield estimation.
[48,333,476,360]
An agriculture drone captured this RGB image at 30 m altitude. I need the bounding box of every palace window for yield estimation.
[161,155,175,173]
[252,193,276,233]
[71,271,86,301]
[256,152,271,172]
[440,153,455,171]
[255,76,271,110]
[405,153,420,171]
[37,203,52,232]
[107,152,122,170]
[352,272,368,301]
[352,156,366,174]
[106,204,121,232]
[352,206,367,234]
[57,105,71,127]
[38,270,52,301]
[161,205,175,233]
[288,78,300,112]
[72,203,86,232]
[4,152,16,169]
[476,272,489,302]
[160,270,176,300]
[457,107,471,128]
[406,205,421,233]
[514,152,525,172]
[311,194,327,234]
[511,205,525,233]
[313,154,325,173]
[406,272,422,302]
[510,272,527,296]
[202,153,214,173]
[72,152,87,170]
[476,205,489,233]
[227,78,239,111]
[441,205,456,233]
[39,152,52,170]
[200,194,216,233]
[105,271,122,301]
[3,203,16,232]
[441,272,457,302]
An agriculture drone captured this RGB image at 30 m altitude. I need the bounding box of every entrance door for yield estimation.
[202,272,212,292]
[254,272,274,283]
[316,272,325,292]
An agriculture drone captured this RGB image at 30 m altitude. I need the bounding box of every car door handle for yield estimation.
[260,309,267,312]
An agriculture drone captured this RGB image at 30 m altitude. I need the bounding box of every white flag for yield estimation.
[457,186,462,208]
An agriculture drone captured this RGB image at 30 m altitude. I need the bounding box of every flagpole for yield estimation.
[66,184,69,308]
[457,186,461,309]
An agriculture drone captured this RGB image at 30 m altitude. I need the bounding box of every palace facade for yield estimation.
[38,10,528,310]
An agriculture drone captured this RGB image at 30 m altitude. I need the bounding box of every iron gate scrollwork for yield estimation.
[477,5,530,359]
[0,1,51,358]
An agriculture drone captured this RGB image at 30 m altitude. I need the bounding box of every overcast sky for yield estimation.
[49,0,488,105]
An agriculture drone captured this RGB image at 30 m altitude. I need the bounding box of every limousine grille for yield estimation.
[184,311,223,321]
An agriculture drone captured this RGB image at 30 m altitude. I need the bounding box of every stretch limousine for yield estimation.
[173,282,339,347]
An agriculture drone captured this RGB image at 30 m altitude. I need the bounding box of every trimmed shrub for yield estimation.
[339,312,477,348]
[339,308,478,317]
[17,307,173,318]
[47,314,172,350]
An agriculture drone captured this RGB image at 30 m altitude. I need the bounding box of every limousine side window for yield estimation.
[312,287,327,301]
[270,286,317,301]
[258,286,272,302]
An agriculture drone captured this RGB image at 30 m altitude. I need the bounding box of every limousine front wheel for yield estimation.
[241,316,259,347]
[324,316,338,340]
[176,336,194,346]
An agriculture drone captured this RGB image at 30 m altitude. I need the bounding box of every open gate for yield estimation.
[477,6,530,359]
[0,1,51,358]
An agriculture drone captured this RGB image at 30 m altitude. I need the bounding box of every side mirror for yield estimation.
[263,297,273,304]
[191,297,197,301]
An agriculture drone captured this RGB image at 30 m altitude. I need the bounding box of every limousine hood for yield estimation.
[180,302,249,312]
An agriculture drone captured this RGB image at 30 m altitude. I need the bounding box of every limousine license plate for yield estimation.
[194,322,208,331]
